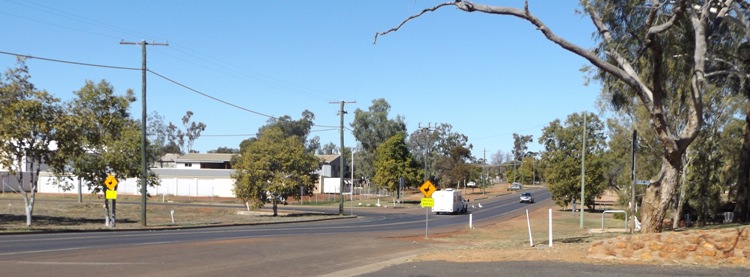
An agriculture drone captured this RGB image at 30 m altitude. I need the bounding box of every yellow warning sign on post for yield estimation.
[106,190,117,200]
[419,180,436,198]
[104,174,118,191]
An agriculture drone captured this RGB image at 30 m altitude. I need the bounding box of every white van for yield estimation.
[431,189,468,214]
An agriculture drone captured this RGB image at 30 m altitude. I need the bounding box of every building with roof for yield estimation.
[4,152,348,199]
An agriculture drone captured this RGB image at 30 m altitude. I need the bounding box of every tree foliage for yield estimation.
[511,133,533,162]
[318,142,338,155]
[433,144,478,188]
[372,132,421,191]
[256,110,318,153]
[232,126,319,216]
[148,110,206,155]
[351,99,406,182]
[164,111,206,154]
[602,115,661,214]
[540,112,608,210]
[407,123,472,183]
[64,80,159,195]
[207,147,239,154]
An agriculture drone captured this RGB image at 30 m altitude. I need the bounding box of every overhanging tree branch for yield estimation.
[373,1,457,44]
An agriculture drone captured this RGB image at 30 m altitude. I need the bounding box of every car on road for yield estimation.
[507,183,523,191]
[519,192,534,203]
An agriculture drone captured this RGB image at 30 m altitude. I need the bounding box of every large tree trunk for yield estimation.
[734,101,750,222]
[640,157,682,233]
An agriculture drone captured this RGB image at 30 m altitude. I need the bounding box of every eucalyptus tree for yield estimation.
[511,133,533,162]
[351,99,406,183]
[254,110,319,153]
[180,111,206,154]
[693,1,750,222]
[376,0,730,232]
[680,88,743,225]
[318,142,339,155]
[147,111,180,157]
[0,59,68,226]
[433,144,478,188]
[165,110,207,154]
[540,112,607,211]
[506,133,533,183]
[207,147,239,154]
[238,110,319,164]
[407,123,472,182]
[232,126,319,216]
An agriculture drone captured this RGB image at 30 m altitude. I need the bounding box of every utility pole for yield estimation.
[483,149,487,194]
[418,123,435,181]
[120,40,168,227]
[330,100,355,216]
[580,111,587,229]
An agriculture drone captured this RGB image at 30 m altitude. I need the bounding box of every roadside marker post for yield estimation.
[526,209,534,247]
[549,209,553,247]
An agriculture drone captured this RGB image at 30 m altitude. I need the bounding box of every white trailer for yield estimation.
[431,189,468,214]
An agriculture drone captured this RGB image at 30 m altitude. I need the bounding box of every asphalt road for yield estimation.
[2,189,742,276]
[0,189,551,255]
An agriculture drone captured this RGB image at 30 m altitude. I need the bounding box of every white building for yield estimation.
[2,153,346,198]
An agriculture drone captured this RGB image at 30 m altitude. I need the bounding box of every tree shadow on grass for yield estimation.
[0,214,136,226]
[558,236,594,244]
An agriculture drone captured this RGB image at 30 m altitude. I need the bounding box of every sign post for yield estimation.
[419,180,436,238]
[104,174,118,227]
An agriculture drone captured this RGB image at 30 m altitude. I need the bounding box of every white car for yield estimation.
[519,192,534,203]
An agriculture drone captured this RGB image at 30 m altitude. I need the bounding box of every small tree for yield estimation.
[64,80,160,226]
[232,126,318,216]
[0,59,66,226]
[373,132,421,192]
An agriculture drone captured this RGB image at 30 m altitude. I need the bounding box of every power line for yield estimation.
[0,50,139,71]
[0,49,346,131]
[0,49,276,120]
[146,69,276,119]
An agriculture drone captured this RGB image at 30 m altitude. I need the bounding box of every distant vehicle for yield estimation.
[519,192,534,203]
[466,181,477,187]
[507,183,523,191]
[432,189,468,214]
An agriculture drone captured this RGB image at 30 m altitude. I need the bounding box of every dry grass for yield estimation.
[413,202,626,263]
[0,193,338,232]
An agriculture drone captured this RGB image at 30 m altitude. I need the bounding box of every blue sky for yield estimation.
[0,0,601,161]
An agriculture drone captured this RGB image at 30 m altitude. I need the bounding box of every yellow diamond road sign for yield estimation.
[419,180,436,198]
[104,174,118,191]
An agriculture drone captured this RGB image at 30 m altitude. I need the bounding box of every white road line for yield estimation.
[0,246,91,256]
